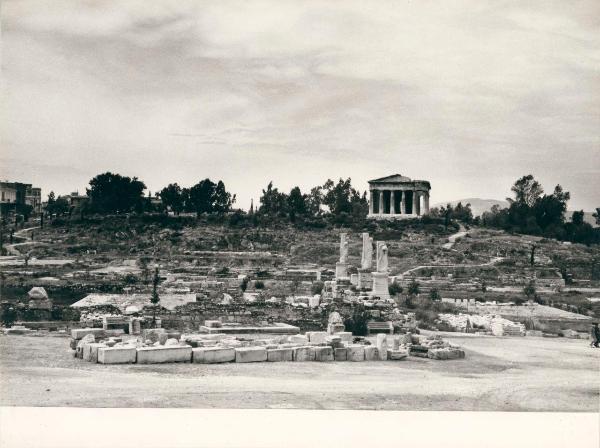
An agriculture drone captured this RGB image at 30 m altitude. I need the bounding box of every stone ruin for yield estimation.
[69,312,464,365]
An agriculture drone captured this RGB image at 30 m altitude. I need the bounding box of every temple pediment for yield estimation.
[368,174,412,184]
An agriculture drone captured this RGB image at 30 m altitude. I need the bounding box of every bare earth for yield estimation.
[1,333,598,411]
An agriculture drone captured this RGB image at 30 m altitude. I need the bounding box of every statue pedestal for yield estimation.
[327,323,346,335]
[371,272,390,300]
[358,269,373,289]
[335,262,349,280]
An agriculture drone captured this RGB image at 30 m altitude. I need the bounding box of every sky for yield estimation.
[1,0,599,211]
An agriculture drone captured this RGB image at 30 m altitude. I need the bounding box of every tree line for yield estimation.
[480,175,599,245]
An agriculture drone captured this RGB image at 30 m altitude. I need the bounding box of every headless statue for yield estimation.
[361,232,373,270]
[376,242,389,272]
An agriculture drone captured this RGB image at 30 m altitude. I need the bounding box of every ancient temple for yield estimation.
[367,174,431,219]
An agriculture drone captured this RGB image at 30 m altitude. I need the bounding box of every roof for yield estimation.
[368,174,412,183]
[71,293,197,312]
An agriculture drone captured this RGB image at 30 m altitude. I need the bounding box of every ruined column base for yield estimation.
[357,269,373,290]
[335,262,349,280]
[370,272,390,300]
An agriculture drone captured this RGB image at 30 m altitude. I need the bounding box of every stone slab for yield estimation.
[192,347,235,364]
[83,343,107,363]
[314,346,334,362]
[71,328,125,340]
[306,331,328,344]
[289,335,309,344]
[334,347,348,361]
[136,346,192,364]
[98,346,137,364]
[376,334,388,361]
[364,346,379,361]
[235,347,267,363]
[347,345,365,361]
[267,348,293,362]
[388,350,408,360]
[337,332,353,343]
[293,346,315,362]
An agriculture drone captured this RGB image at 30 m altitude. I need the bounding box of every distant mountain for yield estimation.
[432,198,598,226]
[431,198,508,217]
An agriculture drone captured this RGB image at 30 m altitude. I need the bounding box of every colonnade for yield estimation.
[368,189,430,217]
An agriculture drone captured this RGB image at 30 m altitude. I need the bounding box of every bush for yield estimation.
[388,281,403,296]
[311,281,324,295]
[254,280,265,289]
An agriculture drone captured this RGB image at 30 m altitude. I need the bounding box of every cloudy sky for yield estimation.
[1,0,599,210]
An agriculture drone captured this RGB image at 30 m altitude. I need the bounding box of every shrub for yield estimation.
[311,281,324,295]
[388,281,403,296]
[254,280,265,289]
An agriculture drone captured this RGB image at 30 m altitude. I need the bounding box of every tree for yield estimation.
[593,208,600,226]
[159,183,184,214]
[523,280,536,301]
[151,266,160,326]
[429,288,441,301]
[533,185,570,231]
[45,192,70,216]
[407,279,420,296]
[321,178,365,215]
[258,182,288,216]
[240,277,249,293]
[186,179,235,216]
[87,172,146,214]
[509,174,544,207]
[287,186,307,220]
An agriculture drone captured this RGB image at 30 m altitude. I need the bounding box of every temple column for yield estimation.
[414,191,421,216]
[369,190,374,215]
[400,190,406,214]
[379,190,384,215]
[390,190,396,215]
[424,192,430,214]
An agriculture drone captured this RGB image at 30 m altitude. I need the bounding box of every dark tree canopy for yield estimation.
[87,172,146,214]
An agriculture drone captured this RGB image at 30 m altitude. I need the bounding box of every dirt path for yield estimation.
[1,333,597,410]
[4,226,40,256]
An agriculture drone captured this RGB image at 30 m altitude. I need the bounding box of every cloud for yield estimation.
[1,0,599,210]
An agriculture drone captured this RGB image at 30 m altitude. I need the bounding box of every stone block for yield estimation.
[306,331,328,344]
[289,335,309,344]
[193,347,235,364]
[364,346,379,361]
[142,328,167,343]
[98,346,137,364]
[83,343,107,362]
[314,346,334,362]
[337,332,353,343]
[136,346,192,364]
[204,320,222,328]
[71,328,124,340]
[292,346,315,362]
[347,345,365,361]
[267,348,293,362]
[334,348,348,361]
[388,349,408,360]
[235,347,267,363]
[158,333,168,345]
[376,334,388,360]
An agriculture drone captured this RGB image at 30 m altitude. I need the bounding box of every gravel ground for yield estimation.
[1,332,598,410]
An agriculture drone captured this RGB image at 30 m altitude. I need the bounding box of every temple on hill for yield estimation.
[367,174,431,219]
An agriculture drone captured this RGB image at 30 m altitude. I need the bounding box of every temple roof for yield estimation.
[368,174,413,184]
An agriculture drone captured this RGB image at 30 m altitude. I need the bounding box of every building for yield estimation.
[367,174,431,219]
[26,186,42,214]
[0,181,41,218]
[67,191,88,208]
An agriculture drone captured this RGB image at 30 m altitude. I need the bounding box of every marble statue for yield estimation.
[339,233,348,263]
[376,242,388,272]
[361,232,373,270]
